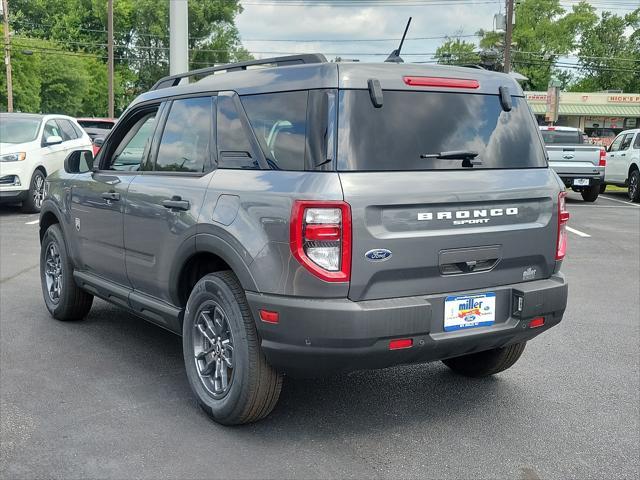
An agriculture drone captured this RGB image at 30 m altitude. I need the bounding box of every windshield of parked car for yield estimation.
[0,116,42,144]
[540,129,583,145]
[337,90,546,171]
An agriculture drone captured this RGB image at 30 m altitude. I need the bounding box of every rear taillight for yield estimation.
[556,191,570,260]
[290,200,351,282]
[599,148,607,167]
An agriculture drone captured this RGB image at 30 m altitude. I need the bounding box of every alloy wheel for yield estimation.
[629,173,638,201]
[193,303,234,398]
[33,174,45,209]
[44,242,63,303]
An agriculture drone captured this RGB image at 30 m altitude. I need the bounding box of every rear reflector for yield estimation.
[403,76,479,89]
[259,309,279,324]
[389,338,413,350]
[528,317,545,328]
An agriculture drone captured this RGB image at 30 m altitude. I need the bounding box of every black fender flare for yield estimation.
[168,233,259,306]
[195,233,258,292]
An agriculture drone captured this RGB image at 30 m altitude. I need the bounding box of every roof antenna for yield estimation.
[385,17,412,63]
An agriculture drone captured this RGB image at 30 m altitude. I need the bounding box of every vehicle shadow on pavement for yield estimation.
[79,300,524,437]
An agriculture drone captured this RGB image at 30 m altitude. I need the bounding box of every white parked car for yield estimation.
[0,113,92,212]
[603,128,640,203]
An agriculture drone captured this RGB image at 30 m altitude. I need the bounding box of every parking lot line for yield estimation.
[566,226,591,238]
[600,195,640,207]
[24,219,40,225]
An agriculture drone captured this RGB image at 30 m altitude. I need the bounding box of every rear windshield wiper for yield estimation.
[420,150,482,167]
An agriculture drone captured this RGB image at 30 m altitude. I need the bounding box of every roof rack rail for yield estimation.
[150,54,328,91]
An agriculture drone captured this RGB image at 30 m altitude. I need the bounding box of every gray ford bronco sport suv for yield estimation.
[39,54,569,425]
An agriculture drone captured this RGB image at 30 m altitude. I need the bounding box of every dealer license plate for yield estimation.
[444,293,496,332]
[573,178,589,186]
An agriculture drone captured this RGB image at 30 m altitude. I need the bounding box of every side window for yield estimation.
[217,94,258,169]
[634,133,640,149]
[56,119,79,141]
[609,134,624,152]
[107,111,158,171]
[620,133,633,151]
[155,97,212,173]
[43,120,61,140]
[241,91,308,171]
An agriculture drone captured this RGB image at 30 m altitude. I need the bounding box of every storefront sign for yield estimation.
[607,95,640,103]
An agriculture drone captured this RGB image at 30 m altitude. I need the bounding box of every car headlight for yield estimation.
[0,152,27,162]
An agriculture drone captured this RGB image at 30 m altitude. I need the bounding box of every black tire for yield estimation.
[182,271,282,425]
[580,184,599,202]
[628,169,640,203]
[442,342,526,377]
[21,169,46,213]
[40,224,93,321]
[599,183,607,194]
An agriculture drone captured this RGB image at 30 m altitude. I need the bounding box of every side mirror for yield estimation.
[64,150,94,174]
[93,136,106,147]
[44,135,63,146]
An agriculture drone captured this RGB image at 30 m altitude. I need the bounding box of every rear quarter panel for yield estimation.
[197,169,349,297]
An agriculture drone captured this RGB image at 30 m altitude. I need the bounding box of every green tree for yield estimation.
[572,8,640,92]
[4,0,250,114]
[434,38,480,65]
[477,0,597,90]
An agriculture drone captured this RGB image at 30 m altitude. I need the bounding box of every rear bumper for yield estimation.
[247,274,568,377]
[549,163,604,187]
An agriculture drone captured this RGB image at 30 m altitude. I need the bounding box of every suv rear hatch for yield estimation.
[337,88,560,301]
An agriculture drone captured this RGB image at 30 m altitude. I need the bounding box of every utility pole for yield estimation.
[2,0,13,112]
[504,0,514,73]
[107,0,114,118]
[169,0,189,75]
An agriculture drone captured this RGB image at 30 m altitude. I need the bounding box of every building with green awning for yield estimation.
[525,91,640,145]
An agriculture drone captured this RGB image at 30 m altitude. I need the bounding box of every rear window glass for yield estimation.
[241,91,308,171]
[78,120,115,129]
[337,90,546,171]
[540,130,582,145]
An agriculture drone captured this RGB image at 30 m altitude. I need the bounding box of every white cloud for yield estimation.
[236,2,500,62]
[236,2,637,64]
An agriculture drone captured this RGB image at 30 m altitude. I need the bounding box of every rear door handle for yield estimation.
[162,197,190,211]
[101,191,120,201]
[620,153,626,157]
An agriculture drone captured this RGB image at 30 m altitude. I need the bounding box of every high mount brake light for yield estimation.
[556,191,570,260]
[403,76,480,89]
[599,148,607,167]
[290,200,352,282]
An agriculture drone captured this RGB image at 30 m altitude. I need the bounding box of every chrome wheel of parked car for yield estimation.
[628,170,639,202]
[44,241,63,303]
[33,174,45,209]
[22,169,46,213]
[193,302,235,398]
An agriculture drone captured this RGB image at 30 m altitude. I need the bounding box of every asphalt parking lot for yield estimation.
[1,191,638,480]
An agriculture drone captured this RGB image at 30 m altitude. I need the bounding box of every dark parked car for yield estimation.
[39,55,569,425]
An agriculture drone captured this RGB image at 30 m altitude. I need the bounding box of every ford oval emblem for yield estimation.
[365,249,392,262]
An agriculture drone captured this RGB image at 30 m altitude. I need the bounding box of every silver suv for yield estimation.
[39,55,569,425]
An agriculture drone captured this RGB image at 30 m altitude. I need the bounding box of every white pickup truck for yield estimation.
[602,129,640,203]
[539,126,606,202]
